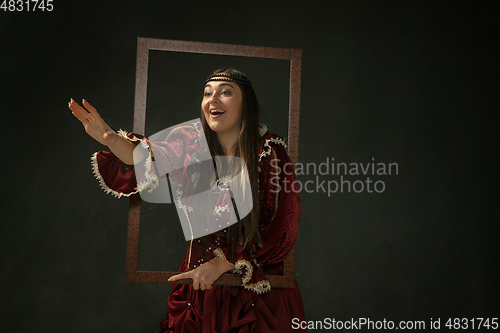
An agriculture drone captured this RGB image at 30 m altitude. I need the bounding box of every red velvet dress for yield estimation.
[91,123,307,333]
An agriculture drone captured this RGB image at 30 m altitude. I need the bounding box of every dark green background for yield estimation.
[1,1,498,332]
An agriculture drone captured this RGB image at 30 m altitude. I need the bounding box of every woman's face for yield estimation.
[202,80,243,135]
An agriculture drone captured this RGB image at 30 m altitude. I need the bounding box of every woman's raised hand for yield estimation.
[69,98,138,165]
[68,99,119,146]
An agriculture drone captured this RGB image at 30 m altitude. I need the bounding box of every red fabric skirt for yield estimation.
[158,280,307,333]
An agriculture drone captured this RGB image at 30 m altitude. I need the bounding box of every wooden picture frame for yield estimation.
[125,37,302,288]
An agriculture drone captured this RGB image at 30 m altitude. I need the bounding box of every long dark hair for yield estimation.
[199,68,263,261]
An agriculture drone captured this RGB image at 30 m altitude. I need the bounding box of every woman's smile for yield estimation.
[209,108,227,118]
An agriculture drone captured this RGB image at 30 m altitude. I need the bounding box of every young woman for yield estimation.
[69,69,307,332]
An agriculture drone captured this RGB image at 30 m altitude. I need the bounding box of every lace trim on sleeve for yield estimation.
[175,188,193,212]
[91,130,158,198]
[120,131,159,193]
[213,248,271,294]
[91,152,139,198]
[244,280,271,294]
[135,139,159,192]
[213,248,235,267]
[117,129,130,139]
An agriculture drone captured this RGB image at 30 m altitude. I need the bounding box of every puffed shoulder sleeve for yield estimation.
[91,125,200,198]
[256,134,300,266]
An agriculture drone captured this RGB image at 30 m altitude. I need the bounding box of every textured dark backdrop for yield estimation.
[1,1,499,332]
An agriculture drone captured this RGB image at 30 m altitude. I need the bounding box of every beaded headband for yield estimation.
[205,73,252,86]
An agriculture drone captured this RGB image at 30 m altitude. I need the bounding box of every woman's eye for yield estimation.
[204,91,211,97]
[221,90,231,96]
